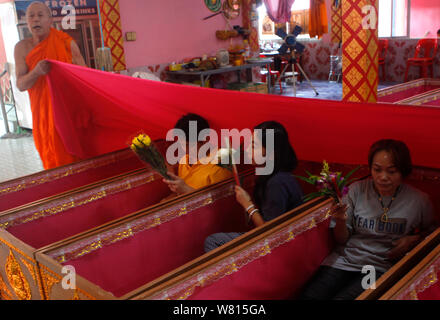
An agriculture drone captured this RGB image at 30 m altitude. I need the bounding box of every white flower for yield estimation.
[214,147,237,167]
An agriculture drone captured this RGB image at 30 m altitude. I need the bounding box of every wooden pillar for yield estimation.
[99,0,127,71]
[341,0,379,102]
[242,0,259,57]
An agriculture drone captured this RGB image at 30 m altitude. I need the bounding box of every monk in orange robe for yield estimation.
[14,2,86,169]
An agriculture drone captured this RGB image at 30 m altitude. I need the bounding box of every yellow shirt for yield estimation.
[178,154,233,190]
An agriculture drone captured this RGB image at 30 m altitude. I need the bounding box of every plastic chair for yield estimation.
[378,39,389,81]
[260,67,283,94]
[404,38,438,82]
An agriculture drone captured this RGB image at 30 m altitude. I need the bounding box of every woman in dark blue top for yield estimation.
[204,121,303,252]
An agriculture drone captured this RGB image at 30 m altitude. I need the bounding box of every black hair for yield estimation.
[252,121,298,207]
[368,139,412,178]
[254,121,298,173]
[174,113,210,142]
[437,29,440,35]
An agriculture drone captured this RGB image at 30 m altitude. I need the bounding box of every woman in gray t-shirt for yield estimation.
[300,139,437,300]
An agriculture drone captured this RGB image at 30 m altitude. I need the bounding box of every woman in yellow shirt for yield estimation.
[163,113,232,195]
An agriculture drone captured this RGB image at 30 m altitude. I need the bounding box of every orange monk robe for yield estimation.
[309,0,328,39]
[26,28,80,169]
[178,154,233,190]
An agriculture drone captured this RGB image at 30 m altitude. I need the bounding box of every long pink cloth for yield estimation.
[46,60,440,169]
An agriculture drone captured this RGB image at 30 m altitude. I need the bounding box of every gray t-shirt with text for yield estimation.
[322,179,436,273]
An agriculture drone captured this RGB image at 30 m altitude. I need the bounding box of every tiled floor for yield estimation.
[0,120,43,183]
[0,80,395,184]
[273,79,396,98]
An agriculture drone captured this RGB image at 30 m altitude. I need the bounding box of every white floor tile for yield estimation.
[0,121,43,183]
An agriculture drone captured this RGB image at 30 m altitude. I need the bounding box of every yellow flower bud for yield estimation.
[132,136,144,148]
[141,135,151,146]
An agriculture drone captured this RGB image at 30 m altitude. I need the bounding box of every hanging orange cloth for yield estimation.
[309,0,328,39]
[26,28,79,169]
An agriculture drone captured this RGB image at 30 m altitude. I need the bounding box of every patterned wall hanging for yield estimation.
[99,0,127,71]
[341,0,379,102]
[205,0,222,12]
[331,2,342,44]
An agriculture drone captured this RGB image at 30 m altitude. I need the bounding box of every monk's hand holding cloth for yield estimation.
[36,60,51,76]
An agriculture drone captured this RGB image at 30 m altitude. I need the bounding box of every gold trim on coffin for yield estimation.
[152,205,332,300]
[39,264,61,299]
[396,260,440,300]
[0,192,103,229]
[1,228,100,300]
[396,89,440,106]
[377,79,440,98]
[0,237,35,262]
[72,290,81,300]
[0,272,14,300]
[39,264,97,300]
[20,258,37,284]
[0,236,45,299]
[411,96,440,106]
[5,250,31,300]
[0,171,158,230]
[0,150,134,196]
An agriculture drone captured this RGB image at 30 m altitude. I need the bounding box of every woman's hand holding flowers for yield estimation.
[235,185,253,209]
[331,202,348,222]
[163,172,194,195]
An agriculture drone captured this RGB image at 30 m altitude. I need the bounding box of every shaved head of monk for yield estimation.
[26,2,53,40]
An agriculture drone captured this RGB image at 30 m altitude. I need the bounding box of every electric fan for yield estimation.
[273,25,318,96]
[275,25,306,55]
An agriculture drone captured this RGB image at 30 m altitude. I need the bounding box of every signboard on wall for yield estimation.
[15,0,98,23]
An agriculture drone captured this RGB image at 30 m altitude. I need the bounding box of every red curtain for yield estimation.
[263,0,296,23]
[46,61,440,170]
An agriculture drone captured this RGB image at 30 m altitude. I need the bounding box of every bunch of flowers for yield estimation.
[130,133,171,180]
[295,160,360,203]
[214,147,241,186]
